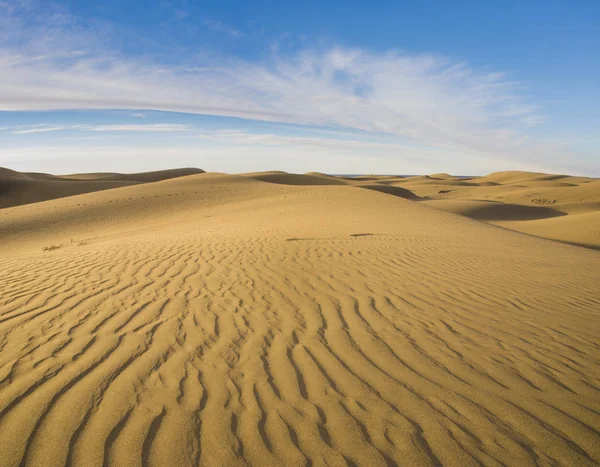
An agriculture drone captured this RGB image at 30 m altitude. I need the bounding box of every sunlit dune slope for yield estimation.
[0,171,599,466]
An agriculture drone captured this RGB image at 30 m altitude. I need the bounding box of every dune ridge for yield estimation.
[0,170,599,466]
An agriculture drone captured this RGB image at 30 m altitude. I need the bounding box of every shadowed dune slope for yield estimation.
[423,199,567,221]
[0,167,205,209]
[356,183,421,200]
[0,172,599,466]
[0,178,138,209]
[0,168,31,180]
[60,168,205,183]
[241,171,347,185]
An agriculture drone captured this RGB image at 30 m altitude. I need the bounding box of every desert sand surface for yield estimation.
[0,168,599,466]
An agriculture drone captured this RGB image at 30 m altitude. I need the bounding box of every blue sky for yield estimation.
[0,0,598,175]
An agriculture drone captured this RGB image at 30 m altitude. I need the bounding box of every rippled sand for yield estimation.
[0,170,599,466]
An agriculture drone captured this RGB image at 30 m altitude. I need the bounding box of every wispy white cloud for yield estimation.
[87,124,191,132]
[3,123,191,134]
[0,47,540,154]
[11,125,72,134]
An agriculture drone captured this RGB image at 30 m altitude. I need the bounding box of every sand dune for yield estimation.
[385,171,600,249]
[0,170,599,466]
[315,170,600,249]
[0,167,205,209]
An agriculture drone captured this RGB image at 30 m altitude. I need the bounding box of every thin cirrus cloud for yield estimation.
[88,124,191,132]
[0,2,593,175]
[1,46,541,147]
[10,125,75,135]
[4,124,192,134]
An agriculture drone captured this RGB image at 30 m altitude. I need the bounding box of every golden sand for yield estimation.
[0,169,599,466]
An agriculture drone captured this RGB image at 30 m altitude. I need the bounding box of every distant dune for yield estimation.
[0,169,599,465]
[397,171,600,250]
[0,167,205,209]
[326,170,600,249]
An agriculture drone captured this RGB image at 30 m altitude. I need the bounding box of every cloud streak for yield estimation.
[3,123,191,134]
[88,124,191,132]
[11,125,74,134]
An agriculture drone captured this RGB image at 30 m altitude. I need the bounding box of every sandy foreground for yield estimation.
[0,169,599,466]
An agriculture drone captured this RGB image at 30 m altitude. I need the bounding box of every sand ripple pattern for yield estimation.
[1,233,599,466]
